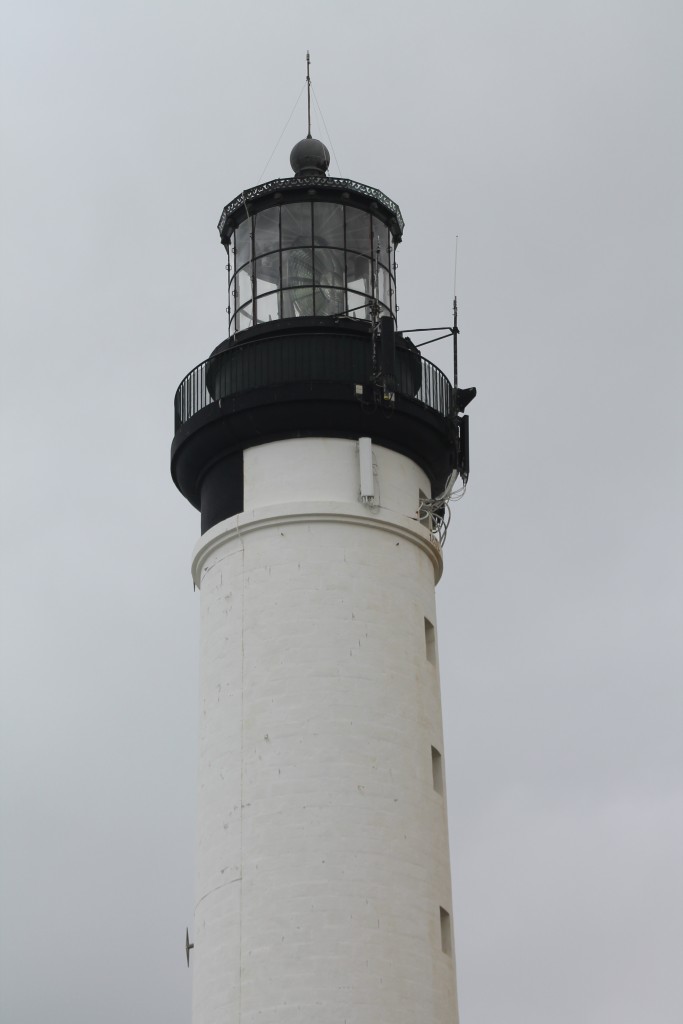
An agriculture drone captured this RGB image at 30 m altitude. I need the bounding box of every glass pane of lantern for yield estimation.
[254,253,280,295]
[235,268,253,308]
[314,248,345,291]
[282,245,315,317]
[255,290,280,324]
[236,304,254,331]
[389,243,397,311]
[281,203,312,248]
[345,290,370,319]
[282,248,314,289]
[282,287,315,318]
[235,217,252,270]
[346,252,371,296]
[345,207,371,255]
[313,203,344,247]
[254,207,280,257]
[372,217,391,267]
[315,285,345,317]
[378,266,391,309]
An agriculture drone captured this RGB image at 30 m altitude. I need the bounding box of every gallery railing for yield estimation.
[173,333,453,433]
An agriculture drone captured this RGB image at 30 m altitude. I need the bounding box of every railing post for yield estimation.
[174,340,454,432]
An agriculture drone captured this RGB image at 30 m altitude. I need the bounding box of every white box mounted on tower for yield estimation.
[358,436,375,503]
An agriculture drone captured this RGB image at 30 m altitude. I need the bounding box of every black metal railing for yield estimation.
[174,334,453,433]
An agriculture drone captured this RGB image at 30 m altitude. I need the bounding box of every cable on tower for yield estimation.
[257,82,306,184]
[311,84,342,176]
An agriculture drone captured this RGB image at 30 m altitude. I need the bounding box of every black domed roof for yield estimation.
[290,136,330,177]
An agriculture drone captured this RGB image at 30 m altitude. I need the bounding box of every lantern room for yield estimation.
[218,138,403,335]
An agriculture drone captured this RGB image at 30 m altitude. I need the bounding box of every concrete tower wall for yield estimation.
[191,437,458,1024]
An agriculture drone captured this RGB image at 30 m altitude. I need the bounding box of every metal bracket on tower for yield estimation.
[186,927,194,967]
[379,315,396,403]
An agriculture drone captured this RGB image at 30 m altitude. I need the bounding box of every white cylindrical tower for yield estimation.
[171,133,474,1024]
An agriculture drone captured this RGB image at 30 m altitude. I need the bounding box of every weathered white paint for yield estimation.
[191,437,458,1024]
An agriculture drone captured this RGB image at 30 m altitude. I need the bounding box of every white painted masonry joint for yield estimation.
[192,500,444,587]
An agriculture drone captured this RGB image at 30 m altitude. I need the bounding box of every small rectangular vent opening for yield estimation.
[440,907,453,956]
[424,617,436,664]
[431,746,443,794]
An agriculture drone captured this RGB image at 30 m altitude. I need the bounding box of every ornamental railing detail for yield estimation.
[173,335,452,433]
[218,176,404,236]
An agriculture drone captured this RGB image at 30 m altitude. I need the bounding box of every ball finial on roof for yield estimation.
[290,136,330,178]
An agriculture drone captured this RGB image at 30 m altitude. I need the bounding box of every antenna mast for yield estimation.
[306,51,312,138]
[453,235,459,397]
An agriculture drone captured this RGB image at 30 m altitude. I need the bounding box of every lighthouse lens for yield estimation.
[282,247,314,316]
[282,203,313,248]
[228,201,396,332]
[313,203,344,248]
[254,207,280,257]
[255,253,280,293]
[313,247,345,315]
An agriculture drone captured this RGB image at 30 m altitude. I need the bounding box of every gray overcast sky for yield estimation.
[1,1,681,1021]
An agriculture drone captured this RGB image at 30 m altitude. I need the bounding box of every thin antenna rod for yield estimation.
[453,296,459,388]
[453,235,460,405]
[306,51,312,138]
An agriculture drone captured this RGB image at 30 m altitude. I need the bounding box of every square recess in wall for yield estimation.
[440,907,453,956]
[431,746,443,794]
[424,617,436,664]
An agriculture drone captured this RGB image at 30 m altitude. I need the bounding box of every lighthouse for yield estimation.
[171,106,475,1024]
